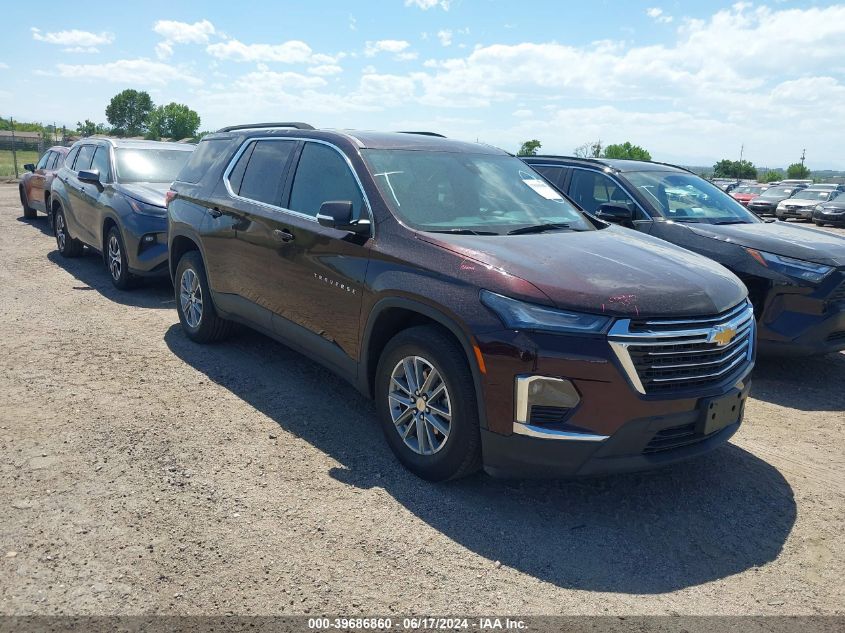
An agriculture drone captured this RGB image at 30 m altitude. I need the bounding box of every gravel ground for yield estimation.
[0,183,842,616]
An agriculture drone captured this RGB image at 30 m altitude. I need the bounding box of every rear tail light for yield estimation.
[165,190,177,206]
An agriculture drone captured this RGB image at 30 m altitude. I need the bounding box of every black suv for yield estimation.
[524,156,845,356]
[51,138,195,288]
[168,124,754,481]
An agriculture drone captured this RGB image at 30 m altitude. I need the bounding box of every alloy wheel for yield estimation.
[388,355,452,455]
[108,234,122,281]
[55,214,66,251]
[179,268,203,328]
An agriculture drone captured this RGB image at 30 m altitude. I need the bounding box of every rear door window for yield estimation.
[74,145,96,172]
[65,146,80,169]
[36,152,51,170]
[289,142,365,219]
[227,142,257,195]
[236,140,297,206]
[569,169,642,218]
[47,152,60,170]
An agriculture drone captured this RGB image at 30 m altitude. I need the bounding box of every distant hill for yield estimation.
[681,165,845,183]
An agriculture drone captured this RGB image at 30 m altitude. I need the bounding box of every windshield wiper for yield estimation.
[427,229,500,236]
[507,223,572,235]
[711,219,749,225]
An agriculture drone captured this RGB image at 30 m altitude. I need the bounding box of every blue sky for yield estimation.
[2,1,844,169]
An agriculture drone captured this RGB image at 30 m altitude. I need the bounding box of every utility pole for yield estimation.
[800,148,806,167]
[738,143,744,179]
[10,116,19,179]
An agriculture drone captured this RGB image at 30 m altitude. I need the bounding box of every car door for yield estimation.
[29,151,53,210]
[272,140,372,373]
[63,143,98,245]
[204,138,300,331]
[78,144,113,249]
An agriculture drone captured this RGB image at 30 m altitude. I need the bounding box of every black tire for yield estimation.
[175,250,232,343]
[375,325,481,482]
[54,206,84,257]
[814,221,825,227]
[20,185,36,219]
[105,225,136,290]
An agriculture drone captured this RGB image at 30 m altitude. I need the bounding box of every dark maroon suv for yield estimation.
[167,123,755,481]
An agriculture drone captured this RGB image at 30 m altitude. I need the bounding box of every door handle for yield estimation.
[207,207,223,218]
[273,229,295,243]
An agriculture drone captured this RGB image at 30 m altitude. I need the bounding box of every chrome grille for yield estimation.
[608,301,755,394]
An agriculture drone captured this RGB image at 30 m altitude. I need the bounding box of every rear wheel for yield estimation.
[814,221,825,227]
[175,251,232,343]
[20,185,36,219]
[54,207,83,257]
[375,325,481,481]
[106,225,135,290]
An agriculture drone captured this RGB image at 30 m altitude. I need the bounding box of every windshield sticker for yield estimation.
[521,177,564,201]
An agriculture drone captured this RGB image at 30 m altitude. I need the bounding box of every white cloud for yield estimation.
[31,28,113,47]
[512,109,533,118]
[56,59,202,86]
[153,19,215,59]
[0,62,8,69]
[396,52,419,61]
[437,30,453,46]
[646,7,673,24]
[364,40,411,57]
[405,0,450,10]
[63,46,100,54]
[205,39,339,65]
[309,64,343,76]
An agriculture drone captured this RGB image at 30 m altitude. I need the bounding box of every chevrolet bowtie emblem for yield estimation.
[710,325,737,347]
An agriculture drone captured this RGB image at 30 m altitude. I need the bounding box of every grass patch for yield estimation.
[0,150,40,179]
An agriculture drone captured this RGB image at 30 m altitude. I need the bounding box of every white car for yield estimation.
[776,189,842,221]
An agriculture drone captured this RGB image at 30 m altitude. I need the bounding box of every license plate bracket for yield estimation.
[698,389,744,436]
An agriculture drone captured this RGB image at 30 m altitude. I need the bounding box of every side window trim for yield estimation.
[222,136,373,228]
[567,166,652,221]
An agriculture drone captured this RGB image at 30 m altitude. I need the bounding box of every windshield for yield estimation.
[115,148,193,183]
[361,150,594,234]
[625,171,760,224]
[760,186,794,198]
[792,189,833,201]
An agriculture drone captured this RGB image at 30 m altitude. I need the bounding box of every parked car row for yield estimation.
[16,125,845,482]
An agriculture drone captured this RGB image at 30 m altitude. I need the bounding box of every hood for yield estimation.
[820,199,845,211]
[778,198,820,208]
[115,182,169,207]
[417,227,746,318]
[683,221,845,267]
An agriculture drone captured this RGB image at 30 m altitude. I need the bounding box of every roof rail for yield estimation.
[216,122,316,133]
[397,131,447,138]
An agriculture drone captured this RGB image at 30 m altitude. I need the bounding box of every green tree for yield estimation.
[602,142,651,161]
[517,139,542,156]
[146,103,201,140]
[105,89,154,137]
[761,170,781,183]
[786,162,810,179]
[574,140,602,158]
[77,120,110,137]
[713,159,757,179]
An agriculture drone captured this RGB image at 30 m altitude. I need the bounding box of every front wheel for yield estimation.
[106,226,135,289]
[814,221,825,227]
[375,325,481,481]
[20,185,36,219]
[175,251,232,343]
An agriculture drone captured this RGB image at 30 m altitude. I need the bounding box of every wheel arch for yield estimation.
[169,233,202,282]
[361,297,488,429]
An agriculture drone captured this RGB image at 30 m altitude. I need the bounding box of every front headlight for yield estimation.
[127,197,166,217]
[745,248,834,283]
[814,205,825,212]
[480,290,611,334]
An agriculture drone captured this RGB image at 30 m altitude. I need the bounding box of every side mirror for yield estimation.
[78,169,101,184]
[317,201,370,235]
[24,163,36,173]
[595,202,634,227]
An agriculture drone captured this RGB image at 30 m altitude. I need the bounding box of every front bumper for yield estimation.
[776,206,814,220]
[757,271,845,355]
[813,209,845,225]
[121,212,169,276]
[475,312,755,478]
[748,202,777,216]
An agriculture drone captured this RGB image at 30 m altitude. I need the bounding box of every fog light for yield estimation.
[514,375,580,424]
[142,234,156,244]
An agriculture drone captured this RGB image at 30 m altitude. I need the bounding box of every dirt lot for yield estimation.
[0,182,842,616]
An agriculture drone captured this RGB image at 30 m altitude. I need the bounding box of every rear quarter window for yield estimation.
[175,138,228,184]
[64,146,81,170]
